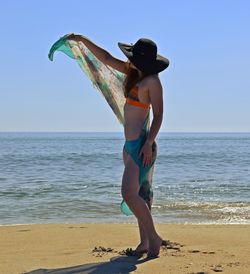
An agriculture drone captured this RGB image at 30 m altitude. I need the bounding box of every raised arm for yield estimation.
[67,33,127,74]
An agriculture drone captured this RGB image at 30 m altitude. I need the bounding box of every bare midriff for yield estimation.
[124,103,150,141]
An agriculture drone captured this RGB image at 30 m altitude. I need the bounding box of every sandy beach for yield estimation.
[0,223,249,274]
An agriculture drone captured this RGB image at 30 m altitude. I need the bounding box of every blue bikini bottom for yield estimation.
[121,115,157,216]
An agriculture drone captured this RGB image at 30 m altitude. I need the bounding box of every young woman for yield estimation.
[66,34,169,258]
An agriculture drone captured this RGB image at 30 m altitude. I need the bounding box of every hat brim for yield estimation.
[118,42,169,74]
[118,42,134,58]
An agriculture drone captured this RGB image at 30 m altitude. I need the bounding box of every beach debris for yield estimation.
[211,264,224,272]
[118,249,127,255]
[189,249,200,253]
[226,261,240,267]
[161,239,182,251]
[202,251,216,254]
[92,246,114,252]
[188,272,209,274]
[92,246,115,257]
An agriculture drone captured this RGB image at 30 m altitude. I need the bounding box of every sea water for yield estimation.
[0,132,249,225]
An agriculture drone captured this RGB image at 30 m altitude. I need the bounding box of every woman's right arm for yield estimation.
[67,34,128,74]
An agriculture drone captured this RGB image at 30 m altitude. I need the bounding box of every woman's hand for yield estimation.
[66,33,79,40]
[139,142,153,167]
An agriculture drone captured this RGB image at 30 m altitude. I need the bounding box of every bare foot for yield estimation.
[147,235,162,258]
[125,241,149,257]
[135,241,149,253]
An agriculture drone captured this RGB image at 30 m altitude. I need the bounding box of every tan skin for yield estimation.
[67,34,163,257]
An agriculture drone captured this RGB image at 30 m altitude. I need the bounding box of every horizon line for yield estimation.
[1,131,250,134]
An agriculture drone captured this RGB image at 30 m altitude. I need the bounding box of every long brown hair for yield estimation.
[123,62,148,97]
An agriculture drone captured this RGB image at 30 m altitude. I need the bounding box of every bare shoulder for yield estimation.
[143,74,163,115]
[143,74,163,95]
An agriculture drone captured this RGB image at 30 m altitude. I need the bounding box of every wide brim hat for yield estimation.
[118,38,169,74]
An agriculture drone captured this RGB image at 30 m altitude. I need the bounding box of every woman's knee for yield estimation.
[121,156,140,200]
[121,177,139,202]
[121,188,138,202]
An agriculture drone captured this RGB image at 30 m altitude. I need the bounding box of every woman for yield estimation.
[66,34,169,258]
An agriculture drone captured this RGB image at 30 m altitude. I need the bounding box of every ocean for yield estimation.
[0,132,249,225]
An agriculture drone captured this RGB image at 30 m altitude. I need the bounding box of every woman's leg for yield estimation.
[137,194,155,249]
[121,150,162,256]
[123,147,149,251]
[136,219,149,251]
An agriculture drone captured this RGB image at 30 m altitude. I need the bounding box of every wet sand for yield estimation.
[0,223,249,273]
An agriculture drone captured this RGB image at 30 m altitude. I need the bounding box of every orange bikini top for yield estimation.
[125,86,150,109]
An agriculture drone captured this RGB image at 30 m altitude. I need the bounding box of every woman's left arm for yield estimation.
[139,77,163,166]
[145,77,163,146]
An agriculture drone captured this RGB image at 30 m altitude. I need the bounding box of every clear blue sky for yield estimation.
[0,0,249,132]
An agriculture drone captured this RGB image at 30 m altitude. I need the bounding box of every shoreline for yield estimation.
[1,223,249,274]
[0,222,249,226]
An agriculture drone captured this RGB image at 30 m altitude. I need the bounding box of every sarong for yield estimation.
[121,113,157,216]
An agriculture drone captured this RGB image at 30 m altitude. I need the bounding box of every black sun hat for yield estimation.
[118,38,169,74]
